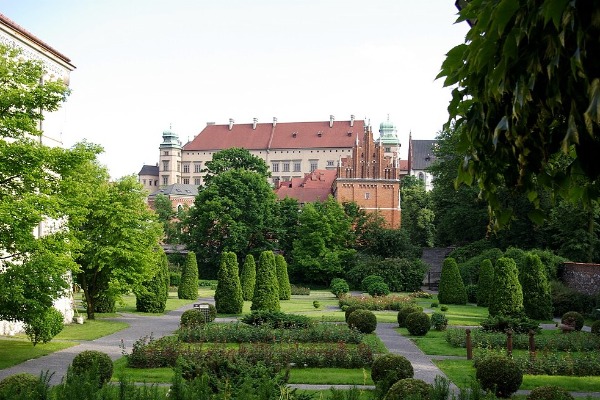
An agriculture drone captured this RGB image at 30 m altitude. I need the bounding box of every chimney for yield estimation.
[350,114,355,127]
[330,114,334,128]
[252,117,258,130]
[273,117,277,127]
[206,122,215,125]
[228,118,234,131]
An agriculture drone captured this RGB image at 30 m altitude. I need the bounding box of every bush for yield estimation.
[94,292,116,313]
[178,251,199,300]
[362,275,386,291]
[290,285,310,295]
[331,278,350,297]
[526,386,574,400]
[489,257,524,317]
[181,309,209,327]
[251,251,280,312]
[347,309,377,334]
[345,305,367,322]
[592,320,600,335]
[440,305,448,312]
[136,250,169,313]
[397,304,423,328]
[385,378,432,400]
[455,246,503,285]
[195,303,217,322]
[346,254,427,292]
[438,257,468,305]
[367,281,390,297]
[170,271,181,287]
[0,373,39,399]
[240,254,257,301]
[465,284,478,303]
[480,314,540,334]
[371,354,414,394]
[241,310,314,329]
[71,350,113,386]
[275,254,292,300]
[24,307,64,345]
[475,354,523,398]
[561,311,585,331]
[520,253,553,320]
[214,252,244,314]
[476,259,494,307]
[340,294,412,311]
[431,301,439,308]
[551,281,595,316]
[405,312,430,336]
[431,312,448,331]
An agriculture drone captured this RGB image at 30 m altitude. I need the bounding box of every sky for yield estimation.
[1,1,469,180]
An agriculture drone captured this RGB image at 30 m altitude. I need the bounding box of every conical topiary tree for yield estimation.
[520,253,553,320]
[438,257,468,305]
[251,251,280,311]
[477,259,494,307]
[178,251,199,300]
[215,252,244,314]
[275,254,291,300]
[136,248,170,312]
[489,257,524,317]
[240,254,256,301]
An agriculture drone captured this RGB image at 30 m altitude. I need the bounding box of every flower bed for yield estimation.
[339,294,413,311]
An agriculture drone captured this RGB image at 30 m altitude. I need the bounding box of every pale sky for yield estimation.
[1,1,469,179]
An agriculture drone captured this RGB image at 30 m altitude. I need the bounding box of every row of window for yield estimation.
[141,179,159,186]
[163,160,203,173]
[271,160,336,173]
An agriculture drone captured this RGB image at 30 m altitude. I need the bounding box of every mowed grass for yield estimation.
[54,318,129,341]
[0,338,77,369]
[288,368,374,385]
[112,357,174,383]
[414,296,488,326]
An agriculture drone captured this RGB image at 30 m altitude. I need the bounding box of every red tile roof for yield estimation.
[274,169,336,203]
[184,119,365,151]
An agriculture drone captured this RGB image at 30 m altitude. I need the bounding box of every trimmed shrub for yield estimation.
[431,301,439,308]
[455,247,503,285]
[397,304,423,328]
[371,354,414,394]
[346,254,427,292]
[431,312,448,331]
[170,271,181,287]
[561,311,585,331]
[475,354,522,398]
[489,257,524,317]
[0,373,39,399]
[331,277,350,298]
[275,254,292,300]
[529,249,567,281]
[24,307,64,345]
[526,386,574,400]
[405,312,430,336]
[368,281,390,297]
[476,259,494,307]
[94,292,116,313]
[440,305,449,311]
[251,251,280,312]
[592,320,600,335]
[347,309,377,334]
[362,275,386,292]
[178,251,199,300]
[438,257,468,305]
[215,252,244,314]
[465,284,478,303]
[480,314,540,334]
[240,254,256,301]
[136,249,170,313]
[551,281,595,316]
[345,305,367,322]
[181,308,208,327]
[240,310,313,329]
[71,350,113,386]
[520,253,553,320]
[385,378,432,400]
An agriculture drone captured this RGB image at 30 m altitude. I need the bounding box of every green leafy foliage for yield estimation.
[251,251,280,312]
[180,309,208,328]
[361,275,385,292]
[476,259,495,307]
[0,373,39,400]
[367,281,390,297]
[489,257,524,317]
[475,354,523,398]
[431,312,448,331]
[405,312,431,336]
[239,254,256,301]
[561,311,585,331]
[397,304,424,328]
[526,386,574,400]
[346,255,428,292]
[24,307,64,346]
[438,257,468,305]
[480,314,540,334]
[344,305,366,322]
[71,350,113,387]
[330,278,350,298]
[385,378,432,400]
[400,176,436,247]
[135,249,170,313]
[178,252,199,300]
[371,354,414,395]
[240,311,313,329]
[591,320,600,335]
[275,254,291,300]
[202,147,270,186]
[520,254,553,320]
[214,252,244,314]
[346,309,377,334]
[551,280,596,316]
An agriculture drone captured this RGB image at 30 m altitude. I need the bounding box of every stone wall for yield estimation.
[562,262,600,296]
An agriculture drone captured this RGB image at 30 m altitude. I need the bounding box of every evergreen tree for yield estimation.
[178,251,199,300]
[215,252,244,314]
[520,253,553,320]
[135,249,170,313]
[476,259,494,307]
[489,257,524,317]
[438,257,468,305]
[240,254,257,301]
[275,254,291,300]
[251,251,280,311]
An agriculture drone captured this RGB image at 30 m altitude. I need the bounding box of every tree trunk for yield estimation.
[587,208,595,264]
[80,273,96,320]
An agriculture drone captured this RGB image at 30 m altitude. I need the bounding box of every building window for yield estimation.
[327,160,334,167]
[194,178,201,186]
[183,178,189,184]
[194,163,202,173]
[177,162,181,172]
[162,160,169,171]
[385,147,391,152]
[162,176,168,185]
[310,161,317,172]
[272,162,279,172]
[365,192,370,200]
[418,172,425,181]
[142,179,146,185]
[183,164,190,173]
[148,180,152,186]
[283,162,290,172]
[293,162,301,172]
[164,151,169,156]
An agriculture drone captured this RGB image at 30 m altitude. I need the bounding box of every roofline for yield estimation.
[0,13,75,70]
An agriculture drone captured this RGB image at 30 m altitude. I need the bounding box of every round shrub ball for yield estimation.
[526,386,574,400]
[0,373,39,398]
[368,281,390,297]
[405,312,430,336]
[475,354,523,398]
[71,350,113,386]
[591,320,600,335]
[561,311,585,331]
[384,378,432,400]
[345,305,367,322]
[430,312,448,331]
[397,304,423,328]
[347,309,377,334]
[180,308,208,327]
[371,354,414,394]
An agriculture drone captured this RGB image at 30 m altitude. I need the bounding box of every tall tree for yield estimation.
[178,251,199,300]
[240,254,257,301]
[520,253,553,320]
[154,193,182,244]
[273,197,300,259]
[275,254,291,300]
[489,257,524,318]
[438,1,600,226]
[215,252,244,314]
[135,248,170,313]
[400,176,436,247]
[202,147,270,186]
[251,251,280,312]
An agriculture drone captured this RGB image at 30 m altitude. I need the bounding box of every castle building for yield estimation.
[407,134,437,191]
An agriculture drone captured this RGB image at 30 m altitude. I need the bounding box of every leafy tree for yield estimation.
[476,259,494,307]
[273,197,300,259]
[438,257,467,305]
[185,168,277,279]
[438,1,600,226]
[400,176,436,247]
[154,193,182,244]
[202,147,270,186]
[275,254,291,300]
[290,196,356,284]
[489,257,524,317]
[135,248,169,313]
[520,253,553,320]
[251,251,280,312]
[178,251,199,300]
[240,254,257,301]
[215,252,244,314]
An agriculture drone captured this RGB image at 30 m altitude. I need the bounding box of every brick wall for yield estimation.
[562,262,600,296]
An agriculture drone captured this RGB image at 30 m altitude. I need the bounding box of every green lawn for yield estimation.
[54,318,129,341]
[0,338,77,369]
[288,368,374,385]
